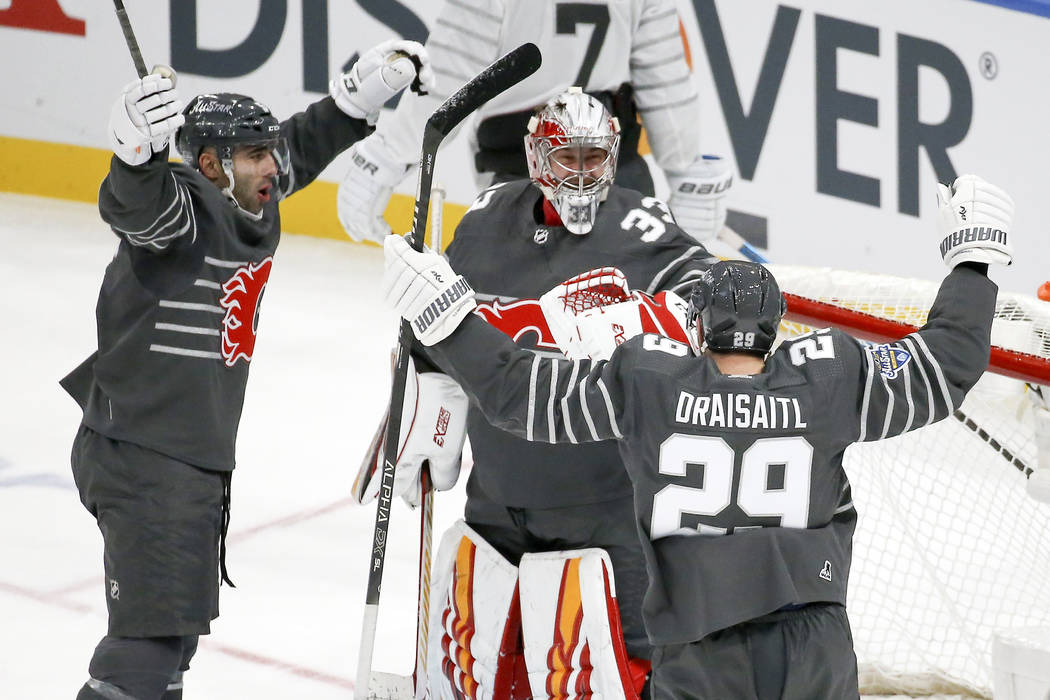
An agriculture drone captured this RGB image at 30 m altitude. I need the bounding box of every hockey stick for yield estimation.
[112,0,177,88]
[716,224,766,263]
[410,184,445,699]
[355,43,542,700]
[112,0,147,78]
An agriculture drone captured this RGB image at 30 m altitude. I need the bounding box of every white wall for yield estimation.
[1,0,1047,294]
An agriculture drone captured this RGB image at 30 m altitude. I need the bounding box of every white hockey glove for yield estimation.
[540,267,690,361]
[352,356,468,508]
[666,155,733,243]
[936,174,1014,269]
[337,136,407,243]
[108,67,184,166]
[383,234,476,346]
[330,39,435,125]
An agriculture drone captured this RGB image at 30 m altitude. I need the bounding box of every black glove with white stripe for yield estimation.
[936,174,1014,269]
[383,234,476,346]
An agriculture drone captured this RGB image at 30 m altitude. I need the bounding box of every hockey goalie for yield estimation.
[356,268,689,700]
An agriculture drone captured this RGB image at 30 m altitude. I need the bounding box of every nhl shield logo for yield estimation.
[533,228,549,245]
[869,343,912,379]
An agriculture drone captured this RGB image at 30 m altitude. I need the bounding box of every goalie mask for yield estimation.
[687,260,786,356]
[176,93,292,219]
[525,87,621,235]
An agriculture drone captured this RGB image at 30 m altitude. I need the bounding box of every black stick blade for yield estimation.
[427,42,542,137]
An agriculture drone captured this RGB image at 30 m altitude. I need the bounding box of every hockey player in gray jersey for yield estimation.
[354,88,718,695]
[338,0,732,246]
[60,43,432,700]
[380,172,1013,699]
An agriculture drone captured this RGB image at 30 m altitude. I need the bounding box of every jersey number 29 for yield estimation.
[650,434,814,538]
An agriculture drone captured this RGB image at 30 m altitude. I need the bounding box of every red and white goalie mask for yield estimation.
[525,87,621,235]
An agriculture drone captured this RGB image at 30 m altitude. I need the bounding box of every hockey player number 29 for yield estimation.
[650,434,814,539]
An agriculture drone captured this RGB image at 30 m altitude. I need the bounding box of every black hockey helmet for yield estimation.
[175,93,282,168]
[687,260,786,355]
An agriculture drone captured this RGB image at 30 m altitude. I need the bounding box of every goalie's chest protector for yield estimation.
[445,180,701,509]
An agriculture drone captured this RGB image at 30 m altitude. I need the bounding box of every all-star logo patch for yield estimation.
[869,343,912,379]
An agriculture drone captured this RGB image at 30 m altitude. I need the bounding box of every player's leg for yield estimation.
[521,495,652,663]
[71,427,224,699]
[76,636,185,699]
[163,635,199,699]
[426,520,527,700]
[779,603,859,699]
[519,548,648,700]
[650,630,755,700]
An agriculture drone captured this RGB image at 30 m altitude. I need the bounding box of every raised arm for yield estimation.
[818,174,1012,445]
[381,234,627,444]
[100,70,191,252]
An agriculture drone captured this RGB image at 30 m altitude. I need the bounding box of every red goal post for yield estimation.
[767,264,1050,698]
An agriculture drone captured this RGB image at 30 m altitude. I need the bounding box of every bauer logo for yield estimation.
[868,343,912,379]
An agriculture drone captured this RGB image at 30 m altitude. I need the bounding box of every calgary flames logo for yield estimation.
[474,298,559,350]
[219,257,273,367]
[475,291,689,352]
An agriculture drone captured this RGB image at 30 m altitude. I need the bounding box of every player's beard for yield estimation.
[231,173,272,215]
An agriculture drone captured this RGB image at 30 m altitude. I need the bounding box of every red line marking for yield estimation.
[0,580,92,613]
[44,497,354,596]
[201,639,355,689]
[228,496,353,543]
[1,580,357,691]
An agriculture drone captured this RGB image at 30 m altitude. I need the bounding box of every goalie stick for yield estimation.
[355,43,542,700]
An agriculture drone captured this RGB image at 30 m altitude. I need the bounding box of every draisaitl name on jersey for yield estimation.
[674,391,808,430]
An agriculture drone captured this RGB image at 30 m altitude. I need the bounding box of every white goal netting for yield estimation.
[769,265,1050,699]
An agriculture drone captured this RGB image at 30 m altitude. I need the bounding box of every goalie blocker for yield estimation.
[353,355,468,508]
[426,521,650,700]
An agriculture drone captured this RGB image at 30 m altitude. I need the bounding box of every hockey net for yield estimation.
[767,264,1050,699]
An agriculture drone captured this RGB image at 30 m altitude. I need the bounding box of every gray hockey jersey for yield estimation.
[428,265,996,644]
[441,179,716,508]
[61,97,369,471]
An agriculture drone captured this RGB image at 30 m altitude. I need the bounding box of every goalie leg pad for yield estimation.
[427,520,525,700]
[519,549,645,700]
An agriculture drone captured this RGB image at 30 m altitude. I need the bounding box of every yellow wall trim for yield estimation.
[0,134,466,248]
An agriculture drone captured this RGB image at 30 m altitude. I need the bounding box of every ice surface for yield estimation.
[0,192,468,698]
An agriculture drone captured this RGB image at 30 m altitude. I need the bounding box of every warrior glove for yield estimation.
[936,174,1014,269]
[383,234,476,346]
